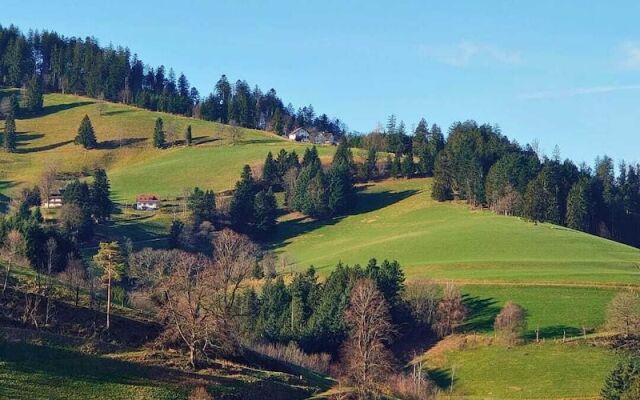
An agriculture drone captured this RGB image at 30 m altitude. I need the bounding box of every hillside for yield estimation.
[273,178,640,285]
[2,93,639,399]
[0,91,335,203]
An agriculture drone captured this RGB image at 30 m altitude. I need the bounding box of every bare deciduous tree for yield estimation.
[406,281,441,328]
[229,124,242,145]
[2,229,24,293]
[494,184,523,216]
[434,283,466,338]
[494,301,527,345]
[341,278,395,396]
[40,163,58,209]
[58,256,87,306]
[606,291,640,338]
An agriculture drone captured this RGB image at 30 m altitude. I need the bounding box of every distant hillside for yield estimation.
[0,92,336,203]
[273,178,640,286]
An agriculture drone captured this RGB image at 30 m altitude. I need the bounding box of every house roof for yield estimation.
[136,194,159,202]
[290,127,309,136]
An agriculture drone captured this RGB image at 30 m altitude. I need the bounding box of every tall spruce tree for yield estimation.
[262,151,278,188]
[91,168,112,222]
[3,102,17,152]
[74,115,97,149]
[254,188,277,235]
[153,117,165,148]
[230,165,257,229]
[566,178,591,232]
[24,75,43,113]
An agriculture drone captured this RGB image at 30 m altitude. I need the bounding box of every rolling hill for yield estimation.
[2,92,639,399]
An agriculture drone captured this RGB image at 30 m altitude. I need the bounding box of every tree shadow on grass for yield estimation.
[97,137,147,149]
[459,294,501,334]
[102,109,131,116]
[523,325,584,340]
[15,132,74,153]
[20,101,94,119]
[426,367,455,390]
[271,189,418,249]
[0,180,17,212]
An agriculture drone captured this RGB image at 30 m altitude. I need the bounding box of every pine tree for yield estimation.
[391,154,402,177]
[153,117,165,148]
[91,168,112,222]
[254,188,277,236]
[187,187,216,223]
[365,148,377,180]
[401,155,414,178]
[93,242,125,330]
[184,124,192,146]
[74,115,97,149]
[24,75,44,113]
[3,104,17,152]
[262,151,278,188]
[566,178,591,232]
[230,165,257,229]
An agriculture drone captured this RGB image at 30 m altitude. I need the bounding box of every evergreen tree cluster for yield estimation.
[62,168,113,240]
[428,120,640,247]
[242,258,406,355]
[0,24,345,137]
[229,165,277,237]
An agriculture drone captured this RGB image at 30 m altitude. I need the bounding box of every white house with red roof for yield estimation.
[136,194,160,210]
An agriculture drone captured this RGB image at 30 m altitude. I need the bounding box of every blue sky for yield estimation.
[4,0,640,165]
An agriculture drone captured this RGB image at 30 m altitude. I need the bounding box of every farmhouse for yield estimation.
[136,194,160,210]
[287,127,310,142]
[310,131,335,145]
[43,192,64,208]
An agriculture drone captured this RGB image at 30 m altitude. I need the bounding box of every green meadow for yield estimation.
[272,178,640,286]
[429,343,618,399]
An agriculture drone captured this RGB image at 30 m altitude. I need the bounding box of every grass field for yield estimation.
[460,285,616,338]
[428,341,617,399]
[272,178,640,286]
[0,92,335,203]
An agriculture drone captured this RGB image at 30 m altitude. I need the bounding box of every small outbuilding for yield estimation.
[288,127,310,142]
[43,192,64,208]
[136,194,160,210]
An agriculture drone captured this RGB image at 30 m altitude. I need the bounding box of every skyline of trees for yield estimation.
[0,24,346,138]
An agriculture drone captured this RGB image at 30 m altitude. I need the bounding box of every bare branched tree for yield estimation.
[494,301,527,345]
[606,291,640,338]
[2,229,24,293]
[58,256,87,306]
[434,283,466,337]
[341,278,395,396]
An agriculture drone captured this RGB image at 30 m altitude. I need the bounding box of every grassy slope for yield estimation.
[431,342,617,399]
[0,92,334,202]
[272,178,640,285]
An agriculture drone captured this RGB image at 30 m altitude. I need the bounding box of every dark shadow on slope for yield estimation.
[523,325,584,340]
[21,101,94,119]
[0,180,17,212]
[97,137,147,149]
[270,188,419,250]
[427,367,455,390]
[15,132,73,153]
[459,295,500,334]
[102,109,132,116]
[351,189,418,215]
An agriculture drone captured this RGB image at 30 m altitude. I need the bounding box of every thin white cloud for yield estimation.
[418,41,522,67]
[521,84,640,100]
[620,42,640,70]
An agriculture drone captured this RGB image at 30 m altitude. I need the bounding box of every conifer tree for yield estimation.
[254,188,277,235]
[262,151,278,188]
[566,178,591,232]
[184,124,192,146]
[401,155,415,178]
[91,168,112,222]
[230,165,257,229]
[391,154,402,177]
[365,148,377,180]
[24,74,43,113]
[3,103,17,152]
[74,114,97,149]
[153,117,165,148]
